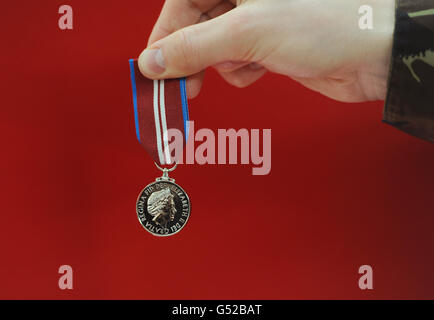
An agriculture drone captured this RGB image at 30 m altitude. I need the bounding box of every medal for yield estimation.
[136,163,191,236]
[129,59,191,236]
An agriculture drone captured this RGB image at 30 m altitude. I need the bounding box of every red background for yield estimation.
[0,1,433,299]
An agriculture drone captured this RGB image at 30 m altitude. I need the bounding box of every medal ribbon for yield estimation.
[129,59,189,165]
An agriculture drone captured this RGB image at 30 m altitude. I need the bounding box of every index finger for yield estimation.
[147,0,226,46]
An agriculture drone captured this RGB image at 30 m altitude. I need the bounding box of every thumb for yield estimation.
[138,8,253,79]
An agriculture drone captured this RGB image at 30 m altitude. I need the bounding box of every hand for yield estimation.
[138,0,395,102]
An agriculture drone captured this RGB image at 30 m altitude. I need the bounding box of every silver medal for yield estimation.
[136,163,191,237]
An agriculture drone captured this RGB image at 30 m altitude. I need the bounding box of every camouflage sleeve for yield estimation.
[383,0,434,142]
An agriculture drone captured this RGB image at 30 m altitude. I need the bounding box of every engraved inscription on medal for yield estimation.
[137,181,190,236]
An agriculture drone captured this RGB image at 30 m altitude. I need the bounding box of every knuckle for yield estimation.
[224,9,256,60]
[225,8,253,35]
[173,28,196,71]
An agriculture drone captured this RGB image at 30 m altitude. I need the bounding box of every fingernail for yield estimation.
[141,48,166,74]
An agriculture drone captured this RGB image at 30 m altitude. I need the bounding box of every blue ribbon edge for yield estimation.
[180,78,190,142]
[128,59,141,143]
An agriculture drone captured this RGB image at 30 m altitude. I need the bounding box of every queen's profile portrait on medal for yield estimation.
[147,187,177,229]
